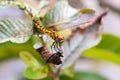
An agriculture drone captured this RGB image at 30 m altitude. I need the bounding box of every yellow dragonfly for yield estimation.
[32,9,95,53]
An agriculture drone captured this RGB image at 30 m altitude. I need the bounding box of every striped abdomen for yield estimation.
[32,20,59,40]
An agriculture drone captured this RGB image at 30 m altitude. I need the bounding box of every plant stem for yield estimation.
[39,36,46,47]
[48,64,60,80]
[51,72,60,80]
[53,75,59,80]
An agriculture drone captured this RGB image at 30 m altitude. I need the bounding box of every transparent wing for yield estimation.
[49,9,95,30]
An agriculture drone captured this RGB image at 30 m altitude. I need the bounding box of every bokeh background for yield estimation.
[0,0,120,80]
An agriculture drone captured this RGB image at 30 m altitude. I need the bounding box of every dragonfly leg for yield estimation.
[53,41,58,52]
[51,41,63,53]
[56,42,63,52]
[51,41,56,53]
[53,42,63,53]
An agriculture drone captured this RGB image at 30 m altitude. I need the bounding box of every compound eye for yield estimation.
[58,36,64,43]
[58,36,64,40]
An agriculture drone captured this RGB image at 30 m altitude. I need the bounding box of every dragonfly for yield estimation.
[32,9,95,53]
[32,19,64,53]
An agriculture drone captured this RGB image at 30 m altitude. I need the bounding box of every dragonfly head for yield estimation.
[56,36,64,44]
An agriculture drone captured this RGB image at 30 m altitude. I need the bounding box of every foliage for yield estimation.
[96,34,120,54]
[20,51,48,79]
[0,34,115,80]
[0,36,41,61]
[60,71,107,80]
[0,0,109,80]
[0,18,33,43]
[83,34,120,65]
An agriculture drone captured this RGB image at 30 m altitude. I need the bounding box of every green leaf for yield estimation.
[60,75,73,80]
[20,51,39,67]
[24,66,48,79]
[42,0,77,26]
[60,71,107,80]
[83,48,120,65]
[20,51,48,79]
[0,36,43,61]
[96,34,120,55]
[0,18,33,43]
[73,71,108,80]
[82,34,120,65]
[41,76,53,80]
[42,0,95,29]
[62,64,74,78]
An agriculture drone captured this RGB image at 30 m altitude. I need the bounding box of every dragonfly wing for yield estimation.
[50,9,95,30]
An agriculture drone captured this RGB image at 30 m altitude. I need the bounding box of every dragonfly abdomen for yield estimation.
[32,20,59,40]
